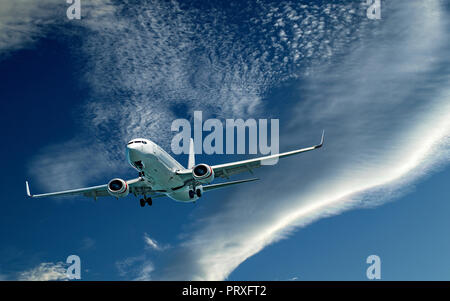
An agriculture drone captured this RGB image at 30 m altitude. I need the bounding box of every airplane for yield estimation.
[25,131,324,207]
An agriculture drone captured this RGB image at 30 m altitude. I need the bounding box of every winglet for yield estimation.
[25,181,32,197]
[316,130,325,148]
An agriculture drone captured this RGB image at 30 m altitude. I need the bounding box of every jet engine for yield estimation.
[107,178,130,198]
[192,164,215,184]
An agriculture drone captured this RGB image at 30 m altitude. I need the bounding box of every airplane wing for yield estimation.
[177,131,324,179]
[203,178,259,192]
[25,177,160,199]
[212,130,324,178]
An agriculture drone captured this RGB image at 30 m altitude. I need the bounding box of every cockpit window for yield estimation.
[128,140,147,145]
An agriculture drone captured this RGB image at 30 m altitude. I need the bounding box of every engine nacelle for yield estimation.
[192,164,215,184]
[107,178,130,198]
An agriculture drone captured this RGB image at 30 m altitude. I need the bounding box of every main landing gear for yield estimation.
[140,196,152,207]
[189,188,202,199]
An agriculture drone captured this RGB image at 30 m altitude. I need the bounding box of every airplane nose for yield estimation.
[126,140,153,155]
[127,141,144,151]
[126,145,140,166]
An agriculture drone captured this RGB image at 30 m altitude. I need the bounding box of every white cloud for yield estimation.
[116,255,154,281]
[0,0,60,54]
[29,138,123,192]
[115,233,168,280]
[116,255,144,277]
[143,233,167,251]
[134,262,154,281]
[18,262,69,281]
[152,0,450,280]
[115,233,171,280]
[29,0,370,192]
[23,0,450,281]
[0,0,116,58]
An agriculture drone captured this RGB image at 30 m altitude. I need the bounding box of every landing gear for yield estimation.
[189,187,202,199]
[139,196,152,207]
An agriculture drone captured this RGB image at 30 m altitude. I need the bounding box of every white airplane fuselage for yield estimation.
[126,138,200,202]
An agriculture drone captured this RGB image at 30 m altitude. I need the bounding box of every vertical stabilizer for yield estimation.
[188,138,195,169]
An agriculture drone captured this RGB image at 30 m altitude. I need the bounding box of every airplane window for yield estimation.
[128,140,147,144]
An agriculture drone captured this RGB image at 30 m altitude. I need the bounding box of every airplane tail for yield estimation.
[188,138,195,169]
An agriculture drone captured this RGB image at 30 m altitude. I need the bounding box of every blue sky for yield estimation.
[0,0,449,280]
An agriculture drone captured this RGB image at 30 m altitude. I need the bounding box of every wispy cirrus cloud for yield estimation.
[116,233,167,280]
[134,262,154,281]
[149,0,450,280]
[0,0,115,58]
[0,0,60,56]
[29,0,372,190]
[116,255,144,277]
[144,233,168,251]
[116,255,154,281]
[23,0,450,281]
[18,262,69,281]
